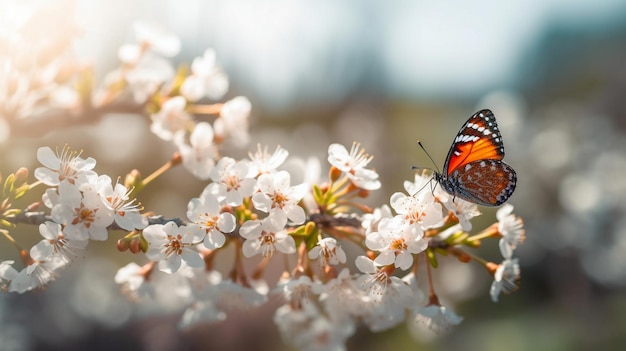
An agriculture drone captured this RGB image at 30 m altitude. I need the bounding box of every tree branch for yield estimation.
[8,100,146,138]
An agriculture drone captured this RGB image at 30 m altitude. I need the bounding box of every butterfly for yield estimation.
[432,109,516,206]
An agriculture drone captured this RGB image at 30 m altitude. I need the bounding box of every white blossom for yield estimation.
[114,262,154,300]
[51,185,114,241]
[240,213,295,259]
[177,122,218,180]
[0,261,18,291]
[390,189,444,230]
[186,192,236,249]
[415,304,463,333]
[308,237,347,267]
[497,204,525,259]
[248,145,288,175]
[205,157,256,206]
[95,175,147,231]
[365,216,428,270]
[34,221,88,265]
[327,142,381,190]
[150,96,193,141]
[143,222,205,274]
[252,170,307,225]
[214,96,251,146]
[34,146,97,188]
[490,258,521,302]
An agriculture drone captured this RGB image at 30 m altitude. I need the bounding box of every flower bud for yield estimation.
[329,166,342,182]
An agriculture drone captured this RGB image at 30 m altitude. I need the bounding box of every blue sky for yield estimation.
[70,0,626,108]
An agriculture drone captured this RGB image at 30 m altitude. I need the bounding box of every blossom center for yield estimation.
[390,238,407,252]
[258,231,276,258]
[200,214,218,230]
[164,234,184,256]
[271,191,287,209]
[59,165,78,184]
[225,175,240,191]
[73,205,97,228]
[406,210,426,225]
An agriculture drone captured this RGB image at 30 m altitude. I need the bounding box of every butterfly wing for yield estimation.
[443,109,505,177]
[448,159,517,206]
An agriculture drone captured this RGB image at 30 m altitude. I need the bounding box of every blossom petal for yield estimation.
[217,213,236,233]
[160,255,182,274]
[37,147,60,169]
[181,250,204,268]
[204,231,226,249]
[242,239,258,257]
[285,205,305,225]
[275,234,296,255]
[355,256,377,274]
[374,251,395,266]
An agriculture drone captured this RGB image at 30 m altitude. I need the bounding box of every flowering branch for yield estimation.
[0,13,527,351]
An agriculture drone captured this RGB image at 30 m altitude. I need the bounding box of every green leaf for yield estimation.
[13,184,29,200]
[0,219,15,228]
[4,209,21,217]
[312,184,324,205]
[426,248,438,268]
[291,224,308,236]
[305,227,320,251]
[3,173,15,197]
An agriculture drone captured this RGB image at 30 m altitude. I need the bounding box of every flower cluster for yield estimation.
[0,16,527,351]
[111,142,523,349]
[2,146,146,293]
[0,2,84,139]
[0,138,526,349]
[100,21,251,179]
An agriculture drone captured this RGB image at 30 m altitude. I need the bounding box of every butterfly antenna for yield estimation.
[409,177,436,197]
[415,140,441,174]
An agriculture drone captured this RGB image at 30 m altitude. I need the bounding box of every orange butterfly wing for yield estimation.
[444,109,505,176]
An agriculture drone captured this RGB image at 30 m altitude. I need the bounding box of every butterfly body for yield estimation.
[433,109,516,206]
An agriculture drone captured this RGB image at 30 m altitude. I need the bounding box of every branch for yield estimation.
[8,210,183,231]
[8,100,146,138]
[309,212,362,229]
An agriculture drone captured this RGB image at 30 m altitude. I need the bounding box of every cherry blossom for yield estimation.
[320,268,368,323]
[0,261,18,291]
[327,142,381,190]
[214,96,251,147]
[497,204,526,259]
[490,258,521,302]
[365,216,428,270]
[34,221,88,265]
[180,48,229,101]
[186,192,236,249]
[248,144,288,175]
[177,122,219,180]
[415,304,463,333]
[390,187,444,230]
[95,175,147,231]
[150,96,193,141]
[252,170,307,224]
[51,185,114,241]
[143,222,205,274]
[34,146,97,188]
[441,195,481,231]
[114,262,154,300]
[308,237,347,267]
[274,303,355,351]
[240,213,295,258]
[205,157,256,206]
[277,275,323,309]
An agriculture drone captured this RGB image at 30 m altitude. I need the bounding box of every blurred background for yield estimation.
[2,0,626,350]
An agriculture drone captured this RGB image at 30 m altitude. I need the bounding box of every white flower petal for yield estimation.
[204,231,226,249]
[355,256,377,274]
